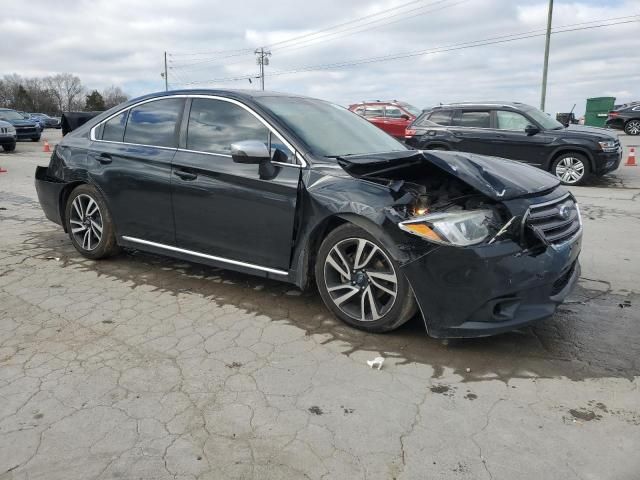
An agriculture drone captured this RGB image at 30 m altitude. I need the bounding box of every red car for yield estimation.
[348,101,421,138]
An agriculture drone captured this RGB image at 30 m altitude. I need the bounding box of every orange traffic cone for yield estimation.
[625,146,637,167]
[43,140,51,153]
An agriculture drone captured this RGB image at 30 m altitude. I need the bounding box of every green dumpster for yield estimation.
[584,96,615,127]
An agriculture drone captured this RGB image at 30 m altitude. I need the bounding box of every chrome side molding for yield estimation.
[121,236,289,276]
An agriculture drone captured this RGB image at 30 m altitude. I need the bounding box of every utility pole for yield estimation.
[163,51,169,91]
[540,0,553,111]
[255,47,271,90]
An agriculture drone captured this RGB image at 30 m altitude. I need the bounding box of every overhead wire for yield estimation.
[180,16,640,86]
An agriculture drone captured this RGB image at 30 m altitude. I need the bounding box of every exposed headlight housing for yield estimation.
[399,209,495,246]
[598,140,618,153]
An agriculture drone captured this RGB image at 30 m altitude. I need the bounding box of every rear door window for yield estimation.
[452,110,491,128]
[186,98,269,155]
[496,110,531,130]
[123,98,184,148]
[101,111,128,142]
[427,110,453,125]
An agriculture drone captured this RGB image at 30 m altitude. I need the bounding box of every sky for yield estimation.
[1,0,638,115]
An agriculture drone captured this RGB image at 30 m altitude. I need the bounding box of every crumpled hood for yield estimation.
[337,150,560,201]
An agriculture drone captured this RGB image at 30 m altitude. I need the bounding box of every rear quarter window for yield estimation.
[101,111,128,142]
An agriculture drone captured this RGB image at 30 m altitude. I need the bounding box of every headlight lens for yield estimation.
[598,140,618,152]
[7,125,16,134]
[399,209,495,246]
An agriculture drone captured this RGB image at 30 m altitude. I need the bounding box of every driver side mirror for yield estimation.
[525,124,540,136]
[231,140,270,164]
[400,114,410,120]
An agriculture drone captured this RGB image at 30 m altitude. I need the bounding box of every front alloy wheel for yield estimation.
[315,224,416,333]
[552,154,589,185]
[625,120,640,135]
[324,238,398,322]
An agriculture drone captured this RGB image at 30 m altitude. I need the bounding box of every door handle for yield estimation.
[174,169,198,181]
[95,153,112,164]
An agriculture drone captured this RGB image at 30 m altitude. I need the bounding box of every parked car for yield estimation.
[35,90,581,338]
[0,108,41,142]
[0,120,17,152]
[17,111,45,129]
[348,100,421,138]
[405,102,622,185]
[30,113,62,129]
[605,102,640,135]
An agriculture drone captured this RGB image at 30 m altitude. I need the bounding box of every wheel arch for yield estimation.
[58,181,86,232]
[291,213,408,290]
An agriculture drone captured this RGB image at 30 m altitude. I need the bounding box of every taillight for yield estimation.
[608,111,619,117]
[405,128,417,138]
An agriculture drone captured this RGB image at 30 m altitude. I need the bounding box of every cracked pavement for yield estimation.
[0,132,639,479]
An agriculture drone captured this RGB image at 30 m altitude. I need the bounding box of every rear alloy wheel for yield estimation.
[552,153,589,186]
[315,224,416,333]
[625,120,640,135]
[65,185,119,259]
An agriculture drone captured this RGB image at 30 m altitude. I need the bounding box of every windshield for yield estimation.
[0,110,25,121]
[400,103,421,117]
[523,106,564,130]
[256,96,407,157]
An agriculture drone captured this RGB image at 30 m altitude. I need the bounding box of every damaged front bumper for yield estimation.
[401,234,581,338]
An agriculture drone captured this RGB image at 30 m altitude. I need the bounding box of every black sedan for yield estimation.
[606,102,640,135]
[35,90,582,338]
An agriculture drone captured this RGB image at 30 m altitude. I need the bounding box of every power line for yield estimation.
[169,47,255,58]
[271,0,467,54]
[266,0,446,49]
[169,0,458,68]
[181,17,639,86]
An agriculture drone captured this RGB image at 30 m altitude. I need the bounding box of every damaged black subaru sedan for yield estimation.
[35,90,582,338]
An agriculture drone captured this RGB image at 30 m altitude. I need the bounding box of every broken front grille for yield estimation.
[526,195,581,245]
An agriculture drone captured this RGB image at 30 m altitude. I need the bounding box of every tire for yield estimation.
[551,152,590,186]
[624,119,640,135]
[315,224,416,333]
[2,143,15,152]
[31,136,41,142]
[64,184,120,259]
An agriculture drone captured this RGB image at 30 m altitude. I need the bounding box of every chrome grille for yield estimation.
[526,195,581,245]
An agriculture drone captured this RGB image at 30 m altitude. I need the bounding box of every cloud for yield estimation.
[1,0,638,115]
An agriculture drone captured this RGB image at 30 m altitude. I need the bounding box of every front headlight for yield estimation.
[399,209,495,246]
[7,126,16,134]
[598,140,618,152]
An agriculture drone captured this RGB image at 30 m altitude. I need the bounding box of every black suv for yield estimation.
[405,102,622,185]
[605,102,640,135]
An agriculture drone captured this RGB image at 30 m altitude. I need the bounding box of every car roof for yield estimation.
[349,100,409,107]
[128,89,315,105]
[426,101,534,111]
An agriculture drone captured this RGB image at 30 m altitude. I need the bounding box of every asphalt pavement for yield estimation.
[0,130,638,479]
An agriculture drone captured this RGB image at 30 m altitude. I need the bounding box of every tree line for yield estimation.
[0,73,129,115]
